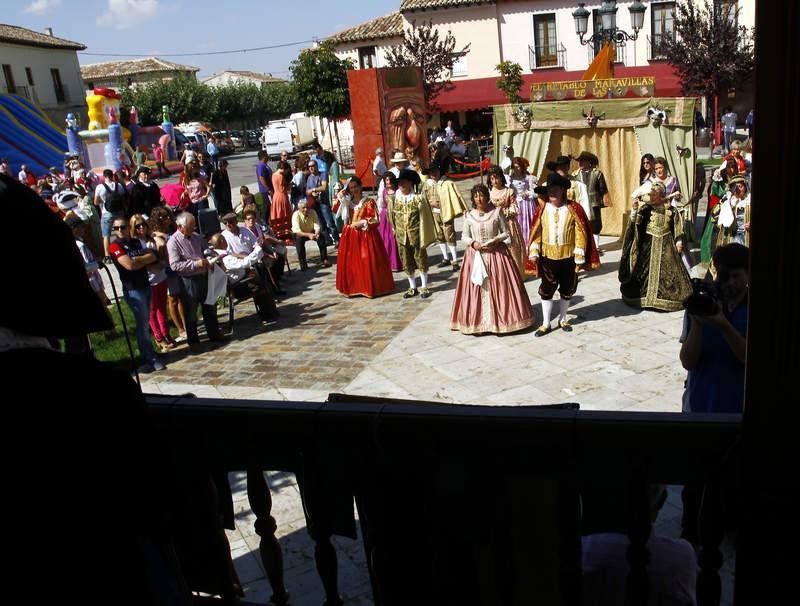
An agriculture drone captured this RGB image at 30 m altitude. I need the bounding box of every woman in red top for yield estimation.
[269,160,293,244]
[335,177,394,298]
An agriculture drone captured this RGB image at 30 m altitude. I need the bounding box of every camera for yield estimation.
[683,278,718,316]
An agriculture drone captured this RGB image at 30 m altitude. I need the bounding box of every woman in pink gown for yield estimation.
[269,161,293,244]
[450,184,535,335]
[377,171,403,271]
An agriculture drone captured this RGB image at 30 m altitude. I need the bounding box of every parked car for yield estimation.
[172,128,190,150]
[228,130,245,150]
[182,132,206,153]
[212,131,235,155]
[246,130,261,148]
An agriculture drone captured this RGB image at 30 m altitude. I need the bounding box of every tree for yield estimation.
[496,61,524,105]
[290,40,354,155]
[385,20,471,107]
[259,82,301,122]
[657,0,754,125]
[121,76,214,125]
[120,78,302,130]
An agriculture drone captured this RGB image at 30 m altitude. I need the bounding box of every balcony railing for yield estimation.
[588,40,629,65]
[648,33,674,60]
[146,394,741,605]
[529,42,567,70]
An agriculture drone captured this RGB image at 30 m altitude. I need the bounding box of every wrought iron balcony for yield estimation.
[648,32,674,60]
[529,42,567,70]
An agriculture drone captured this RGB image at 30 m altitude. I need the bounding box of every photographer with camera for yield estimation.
[679,243,748,414]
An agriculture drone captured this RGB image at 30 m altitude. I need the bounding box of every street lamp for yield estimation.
[572,1,647,46]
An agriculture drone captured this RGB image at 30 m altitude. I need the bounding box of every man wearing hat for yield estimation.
[129,165,162,217]
[546,155,591,220]
[378,150,411,203]
[527,173,599,336]
[700,175,751,264]
[422,163,468,270]
[388,168,436,298]
[572,151,609,251]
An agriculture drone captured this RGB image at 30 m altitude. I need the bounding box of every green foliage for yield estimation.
[120,76,302,126]
[385,20,471,107]
[657,0,755,101]
[496,61,524,105]
[289,40,354,120]
[89,301,147,366]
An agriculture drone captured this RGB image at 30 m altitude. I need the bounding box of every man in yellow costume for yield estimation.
[389,169,436,299]
[527,173,599,336]
[422,163,468,271]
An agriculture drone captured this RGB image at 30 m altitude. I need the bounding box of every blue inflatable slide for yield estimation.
[0,93,67,176]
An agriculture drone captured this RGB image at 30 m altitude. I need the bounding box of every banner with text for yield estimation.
[531,77,656,101]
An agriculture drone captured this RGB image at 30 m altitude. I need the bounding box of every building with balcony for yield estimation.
[329,1,755,130]
[0,23,87,125]
[201,70,286,87]
[80,56,199,90]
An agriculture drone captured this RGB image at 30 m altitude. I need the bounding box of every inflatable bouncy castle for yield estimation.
[66,87,135,173]
[66,89,180,175]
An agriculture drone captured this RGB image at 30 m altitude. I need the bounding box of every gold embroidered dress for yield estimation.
[618,203,693,311]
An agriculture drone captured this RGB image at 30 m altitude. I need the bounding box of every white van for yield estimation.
[262,126,294,159]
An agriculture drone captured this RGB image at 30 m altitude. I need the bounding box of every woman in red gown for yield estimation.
[269,160,293,244]
[335,177,394,298]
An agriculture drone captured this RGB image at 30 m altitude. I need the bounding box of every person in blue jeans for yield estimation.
[206,137,219,170]
[305,159,338,247]
[108,216,166,373]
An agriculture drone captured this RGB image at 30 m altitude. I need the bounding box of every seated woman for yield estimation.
[619,182,692,311]
[335,176,394,298]
[449,184,534,335]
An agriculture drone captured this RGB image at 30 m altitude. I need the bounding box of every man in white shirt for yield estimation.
[721,107,738,153]
[372,147,387,182]
[220,212,254,256]
[93,168,127,261]
[208,233,277,323]
[444,120,455,141]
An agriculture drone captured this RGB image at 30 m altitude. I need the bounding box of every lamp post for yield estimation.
[572,1,647,46]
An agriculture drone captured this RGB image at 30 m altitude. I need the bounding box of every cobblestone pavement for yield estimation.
[132,174,733,605]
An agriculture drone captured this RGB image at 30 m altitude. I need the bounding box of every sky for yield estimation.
[12,0,401,79]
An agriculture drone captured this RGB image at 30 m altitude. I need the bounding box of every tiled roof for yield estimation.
[0,24,85,50]
[400,0,495,12]
[201,70,285,84]
[329,12,404,44]
[81,57,199,80]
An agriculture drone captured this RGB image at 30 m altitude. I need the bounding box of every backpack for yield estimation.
[102,183,125,213]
